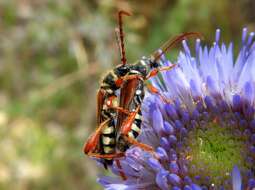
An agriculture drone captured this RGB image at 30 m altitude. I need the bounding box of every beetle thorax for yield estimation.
[130,57,151,79]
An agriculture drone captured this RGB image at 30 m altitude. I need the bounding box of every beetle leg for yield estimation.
[87,151,127,180]
[146,83,172,104]
[119,106,140,135]
[106,95,130,115]
[83,119,110,154]
[87,152,127,180]
[123,135,159,159]
[87,152,125,159]
[119,106,158,159]
[123,135,154,152]
[146,64,177,79]
[115,159,127,180]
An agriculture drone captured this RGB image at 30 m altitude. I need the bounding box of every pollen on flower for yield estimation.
[184,122,249,186]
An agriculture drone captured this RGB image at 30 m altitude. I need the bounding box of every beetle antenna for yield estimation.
[118,10,131,65]
[153,32,203,61]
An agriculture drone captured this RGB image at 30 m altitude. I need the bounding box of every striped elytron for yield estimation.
[83,10,201,179]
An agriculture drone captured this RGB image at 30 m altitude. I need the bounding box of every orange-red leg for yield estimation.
[87,152,125,159]
[83,119,110,154]
[88,151,127,180]
[120,106,141,135]
[124,135,154,152]
[123,136,158,159]
[119,106,158,159]
[115,159,127,180]
[146,64,177,79]
[106,95,130,115]
[108,106,130,115]
[87,152,127,180]
[146,83,172,104]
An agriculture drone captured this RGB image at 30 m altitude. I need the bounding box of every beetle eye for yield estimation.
[117,65,129,76]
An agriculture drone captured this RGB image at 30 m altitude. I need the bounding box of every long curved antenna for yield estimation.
[153,32,203,61]
[118,10,131,65]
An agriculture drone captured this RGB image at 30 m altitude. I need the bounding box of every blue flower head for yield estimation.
[98,29,255,190]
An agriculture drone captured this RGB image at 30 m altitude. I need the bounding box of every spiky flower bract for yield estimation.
[98,29,255,190]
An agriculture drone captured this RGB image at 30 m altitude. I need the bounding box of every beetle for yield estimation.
[83,10,202,179]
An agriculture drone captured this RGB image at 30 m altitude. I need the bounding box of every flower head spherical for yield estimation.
[98,29,255,190]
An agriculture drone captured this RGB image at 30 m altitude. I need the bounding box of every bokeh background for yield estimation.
[0,0,255,189]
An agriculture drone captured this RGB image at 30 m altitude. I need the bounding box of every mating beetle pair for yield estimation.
[83,10,201,180]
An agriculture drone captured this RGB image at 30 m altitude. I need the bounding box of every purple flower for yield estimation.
[98,29,255,189]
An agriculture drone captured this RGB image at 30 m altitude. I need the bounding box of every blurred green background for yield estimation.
[0,0,254,189]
